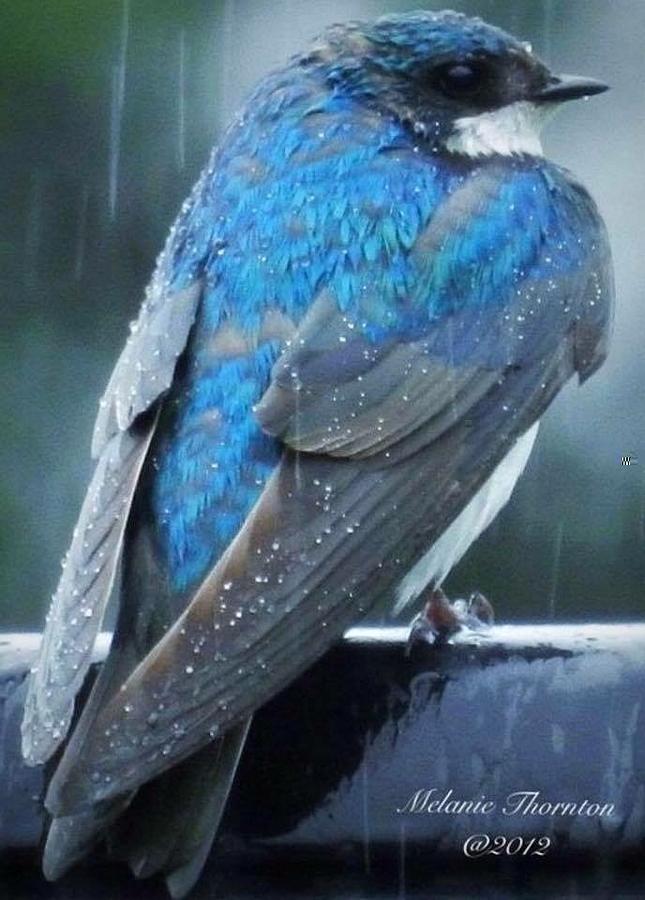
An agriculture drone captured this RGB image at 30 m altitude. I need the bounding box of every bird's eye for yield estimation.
[435,62,485,99]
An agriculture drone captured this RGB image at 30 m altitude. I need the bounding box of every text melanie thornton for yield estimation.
[396,789,615,818]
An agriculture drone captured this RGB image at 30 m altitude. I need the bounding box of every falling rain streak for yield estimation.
[547,520,564,619]
[217,0,237,123]
[362,764,372,875]
[23,173,42,290]
[293,379,303,493]
[542,0,555,61]
[74,185,90,281]
[178,29,186,171]
[109,0,130,219]
[398,822,407,900]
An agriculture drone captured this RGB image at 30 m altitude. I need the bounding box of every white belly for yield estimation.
[393,422,539,615]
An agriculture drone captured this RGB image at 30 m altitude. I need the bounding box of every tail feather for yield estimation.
[107,717,252,899]
[43,800,130,881]
[39,456,251,895]
[41,628,141,879]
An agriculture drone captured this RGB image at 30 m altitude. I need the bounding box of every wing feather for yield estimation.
[22,414,158,764]
[255,293,501,458]
[92,282,201,457]
[23,276,203,765]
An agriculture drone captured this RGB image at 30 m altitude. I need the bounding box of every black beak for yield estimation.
[533,74,610,103]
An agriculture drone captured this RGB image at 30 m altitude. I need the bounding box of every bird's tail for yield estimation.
[43,801,130,881]
[107,716,252,899]
[43,718,251,898]
[41,503,252,896]
[42,630,139,879]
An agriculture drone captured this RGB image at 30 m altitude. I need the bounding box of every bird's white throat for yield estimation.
[445,101,556,158]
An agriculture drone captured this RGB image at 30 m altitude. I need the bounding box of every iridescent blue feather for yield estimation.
[150,61,605,590]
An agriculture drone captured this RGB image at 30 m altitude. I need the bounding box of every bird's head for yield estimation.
[308,9,608,157]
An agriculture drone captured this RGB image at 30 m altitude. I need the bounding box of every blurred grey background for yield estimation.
[0,0,643,630]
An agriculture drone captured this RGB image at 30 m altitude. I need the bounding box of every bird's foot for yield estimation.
[405,588,494,654]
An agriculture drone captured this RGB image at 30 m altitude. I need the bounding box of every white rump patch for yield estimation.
[393,422,539,615]
[445,101,556,158]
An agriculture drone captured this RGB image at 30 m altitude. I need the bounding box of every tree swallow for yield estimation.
[21,10,613,897]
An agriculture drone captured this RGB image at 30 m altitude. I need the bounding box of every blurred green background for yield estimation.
[0,0,643,629]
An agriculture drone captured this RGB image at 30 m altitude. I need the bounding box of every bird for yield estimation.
[21,9,613,897]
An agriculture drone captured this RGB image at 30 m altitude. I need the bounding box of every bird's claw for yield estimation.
[405,587,495,654]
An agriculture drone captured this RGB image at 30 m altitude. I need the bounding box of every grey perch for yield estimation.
[2,623,645,889]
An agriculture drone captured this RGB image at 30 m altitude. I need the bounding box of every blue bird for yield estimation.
[21,9,613,897]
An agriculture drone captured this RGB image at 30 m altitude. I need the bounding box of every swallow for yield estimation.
[21,10,613,897]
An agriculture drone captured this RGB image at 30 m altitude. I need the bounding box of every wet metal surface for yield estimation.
[2,625,645,893]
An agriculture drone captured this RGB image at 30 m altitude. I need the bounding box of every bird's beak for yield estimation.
[532,74,609,103]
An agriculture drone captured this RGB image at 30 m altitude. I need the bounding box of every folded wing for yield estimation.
[45,162,613,815]
[21,281,202,765]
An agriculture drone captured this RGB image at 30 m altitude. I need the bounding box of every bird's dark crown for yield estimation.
[300,10,551,139]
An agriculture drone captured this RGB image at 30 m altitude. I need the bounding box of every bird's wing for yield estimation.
[21,280,202,765]
[91,282,202,457]
[43,162,613,815]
